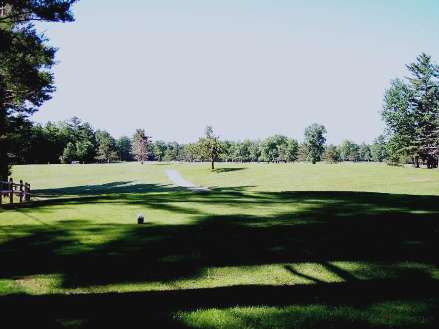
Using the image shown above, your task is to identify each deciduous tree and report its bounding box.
[324,145,340,163]
[303,124,327,164]
[153,140,167,162]
[339,140,360,162]
[197,126,224,170]
[359,143,372,162]
[61,142,76,164]
[96,130,118,163]
[132,129,151,164]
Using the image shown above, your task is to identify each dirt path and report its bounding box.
[165,169,209,192]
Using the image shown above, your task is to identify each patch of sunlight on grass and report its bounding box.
[9,261,438,296]
[13,275,62,295]
[14,263,353,295]
[0,279,25,295]
[175,300,438,329]
[55,318,89,329]
[286,263,346,283]
[410,210,436,215]
[178,162,439,195]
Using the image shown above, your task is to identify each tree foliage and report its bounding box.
[7,117,389,166]
[382,53,439,168]
[0,0,77,179]
[96,130,118,163]
[324,145,341,163]
[153,140,167,162]
[259,135,298,163]
[339,140,360,162]
[370,135,387,162]
[196,126,224,169]
[116,136,132,162]
[303,124,327,164]
[359,143,372,162]
[61,141,76,164]
[132,129,151,164]
[0,1,76,24]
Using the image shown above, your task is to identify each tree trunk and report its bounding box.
[427,155,436,169]
[0,107,9,181]
[211,159,215,170]
[0,146,8,181]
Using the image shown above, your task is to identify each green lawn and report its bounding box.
[0,162,438,328]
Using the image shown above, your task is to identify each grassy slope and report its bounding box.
[0,162,438,328]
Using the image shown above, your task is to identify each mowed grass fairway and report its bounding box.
[1,162,439,328]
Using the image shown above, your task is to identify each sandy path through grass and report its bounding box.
[165,169,209,192]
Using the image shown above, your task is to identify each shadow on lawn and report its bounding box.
[2,185,439,284]
[2,278,439,328]
[34,181,183,197]
[212,167,247,173]
[1,183,439,328]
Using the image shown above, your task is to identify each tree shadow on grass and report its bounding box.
[34,181,183,197]
[212,167,247,173]
[1,277,439,328]
[0,189,438,285]
[1,186,439,328]
[20,182,439,220]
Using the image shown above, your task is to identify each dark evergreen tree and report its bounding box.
[0,0,77,179]
[117,136,133,161]
[382,54,439,168]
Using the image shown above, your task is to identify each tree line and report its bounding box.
[9,117,388,168]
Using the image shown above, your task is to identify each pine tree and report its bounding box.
[382,54,439,168]
[0,1,77,179]
[407,54,439,168]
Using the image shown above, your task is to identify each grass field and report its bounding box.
[1,162,438,328]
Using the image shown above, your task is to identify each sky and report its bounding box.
[34,0,439,144]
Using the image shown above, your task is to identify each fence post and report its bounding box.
[19,180,24,203]
[26,183,31,202]
[23,182,27,202]
[9,178,13,204]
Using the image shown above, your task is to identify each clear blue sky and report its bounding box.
[34,0,439,144]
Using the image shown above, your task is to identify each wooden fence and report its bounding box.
[0,178,31,205]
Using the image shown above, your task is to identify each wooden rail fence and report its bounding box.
[0,178,31,205]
